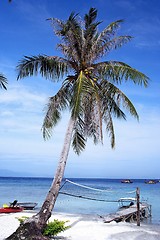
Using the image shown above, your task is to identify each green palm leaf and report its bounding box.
[100,80,139,119]
[70,71,93,118]
[72,130,86,155]
[42,85,69,139]
[104,112,115,148]
[0,73,7,90]
[95,61,149,86]
[72,117,86,155]
[17,55,69,80]
[17,7,149,151]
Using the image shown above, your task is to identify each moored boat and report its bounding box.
[17,202,37,210]
[145,180,158,184]
[118,197,136,209]
[121,179,133,183]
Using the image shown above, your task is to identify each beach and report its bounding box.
[0,178,160,239]
[0,212,160,240]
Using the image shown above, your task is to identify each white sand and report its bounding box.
[0,212,160,240]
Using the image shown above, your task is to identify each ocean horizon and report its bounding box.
[0,177,159,225]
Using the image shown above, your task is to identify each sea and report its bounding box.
[0,177,160,225]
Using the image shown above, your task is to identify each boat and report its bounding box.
[145,180,158,184]
[0,206,23,213]
[104,197,151,223]
[118,197,136,209]
[17,202,37,210]
[8,200,37,210]
[121,179,133,183]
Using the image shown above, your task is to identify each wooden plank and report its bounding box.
[136,187,140,226]
[103,204,148,223]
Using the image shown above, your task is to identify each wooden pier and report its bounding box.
[103,202,151,223]
[60,182,152,226]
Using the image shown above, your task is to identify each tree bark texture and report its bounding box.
[6,117,76,240]
[6,221,49,240]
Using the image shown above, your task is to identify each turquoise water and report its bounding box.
[0,177,159,224]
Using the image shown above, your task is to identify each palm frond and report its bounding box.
[104,112,115,148]
[103,93,127,120]
[51,12,80,37]
[47,17,64,36]
[100,80,139,120]
[95,61,149,86]
[84,8,98,28]
[49,13,83,63]
[105,36,132,50]
[65,17,82,61]
[42,85,69,139]
[72,123,86,155]
[97,20,124,42]
[94,36,132,59]
[82,95,102,144]
[0,74,8,90]
[84,8,101,38]
[70,71,91,118]
[91,20,125,59]
[82,8,101,63]
[88,78,103,142]
[116,88,139,120]
[17,55,69,80]
[71,116,87,155]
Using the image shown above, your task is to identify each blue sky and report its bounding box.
[0,0,160,178]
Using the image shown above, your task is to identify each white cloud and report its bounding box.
[0,83,46,106]
[0,83,46,137]
[0,110,14,117]
[0,76,159,178]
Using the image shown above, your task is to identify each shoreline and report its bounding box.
[0,211,160,240]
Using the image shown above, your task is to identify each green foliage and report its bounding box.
[16,216,29,224]
[43,219,70,237]
[17,7,149,154]
[0,73,8,90]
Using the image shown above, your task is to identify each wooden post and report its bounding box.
[136,187,140,226]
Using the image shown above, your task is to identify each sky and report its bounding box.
[0,0,160,179]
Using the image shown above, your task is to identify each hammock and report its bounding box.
[65,179,113,192]
[59,191,119,202]
[59,179,136,203]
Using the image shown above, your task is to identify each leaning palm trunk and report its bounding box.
[36,116,76,227]
[6,116,76,240]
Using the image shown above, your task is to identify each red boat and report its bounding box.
[0,207,23,213]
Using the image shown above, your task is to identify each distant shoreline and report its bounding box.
[0,176,159,180]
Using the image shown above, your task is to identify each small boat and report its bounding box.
[121,179,133,183]
[145,180,158,184]
[0,206,23,213]
[17,202,37,210]
[118,197,136,209]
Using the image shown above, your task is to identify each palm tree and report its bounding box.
[7,8,149,240]
[0,73,7,90]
